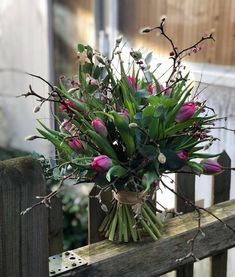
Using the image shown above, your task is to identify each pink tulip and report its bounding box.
[68,138,85,152]
[176,150,189,160]
[201,159,223,175]
[91,155,112,172]
[175,102,197,122]
[127,76,136,88]
[59,99,78,111]
[61,119,73,132]
[148,84,156,95]
[91,118,108,137]
[119,108,129,122]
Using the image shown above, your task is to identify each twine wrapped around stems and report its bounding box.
[113,190,149,205]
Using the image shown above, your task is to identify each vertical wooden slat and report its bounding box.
[118,0,235,66]
[88,185,112,244]
[176,167,195,277]
[48,197,63,256]
[0,157,49,277]
[211,151,231,277]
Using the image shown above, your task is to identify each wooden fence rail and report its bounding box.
[56,199,235,277]
[0,154,234,277]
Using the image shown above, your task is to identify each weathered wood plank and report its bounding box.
[56,199,235,277]
[0,157,49,277]
[49,197,64,256]
[176,168,195,277]
[212,151,231,277]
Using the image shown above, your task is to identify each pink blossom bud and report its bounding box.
[68,138,85,152]
[61,119,73,132]
[201,159,223,175]
[91,118,108,137]
[148,83,156,95]
[118,108,129,122]
[91,155,112,173]
[127,76,136,88]
[175,102,197,122]
[176,150,189,160]
[160,84,172,96]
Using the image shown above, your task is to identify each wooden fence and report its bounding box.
[0,153,234,277]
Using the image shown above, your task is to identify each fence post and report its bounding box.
[211,151,231,277]
[0,156,49,277]
[176,167,195,277]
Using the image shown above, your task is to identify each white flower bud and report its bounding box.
[158,153,166,164]
[128,123,138,128]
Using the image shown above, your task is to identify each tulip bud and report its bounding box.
[119,108,129,122]
[175,102,197,122]
[148,83,156,95]
[176,150,189,160]
[127,76,136,88]
[60,119,73,132]
[91,118,108,137]
[68,138,85,152]
[91,155,112,173]
[201,159,223,175]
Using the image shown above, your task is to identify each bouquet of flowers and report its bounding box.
[24,19,229,243]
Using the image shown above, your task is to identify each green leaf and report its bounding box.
[77,44,85,52]
[190,152,222,159]
[82,63,93,74]
[87,130,118,161]
[139,145,156,160]
[93,66,101,79]
[143,106,155,118]
[187,161,203,175]
[106,165,127,182]
[111,112,136,157]
[142,170,158,191]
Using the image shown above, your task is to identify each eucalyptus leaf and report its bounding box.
[106,165,127,182]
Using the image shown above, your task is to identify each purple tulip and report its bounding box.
[68,138,85,152]
[175,102,197,122]
[91,155,112,173]
[91,118,108,137]
[176,150,189,160]
[201,159,223,175]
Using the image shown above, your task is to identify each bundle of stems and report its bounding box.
[99,200,163,242]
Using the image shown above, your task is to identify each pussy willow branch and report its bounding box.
[21,169,80,215]
[160,178,235,262]
[142,18,215,85]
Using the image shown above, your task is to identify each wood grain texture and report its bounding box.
[0,157,49,277]
[176,169,195,277]
[211,151,231,277]
[56,199,235,277]
[118,0,235,66]
[49,197,63,256]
